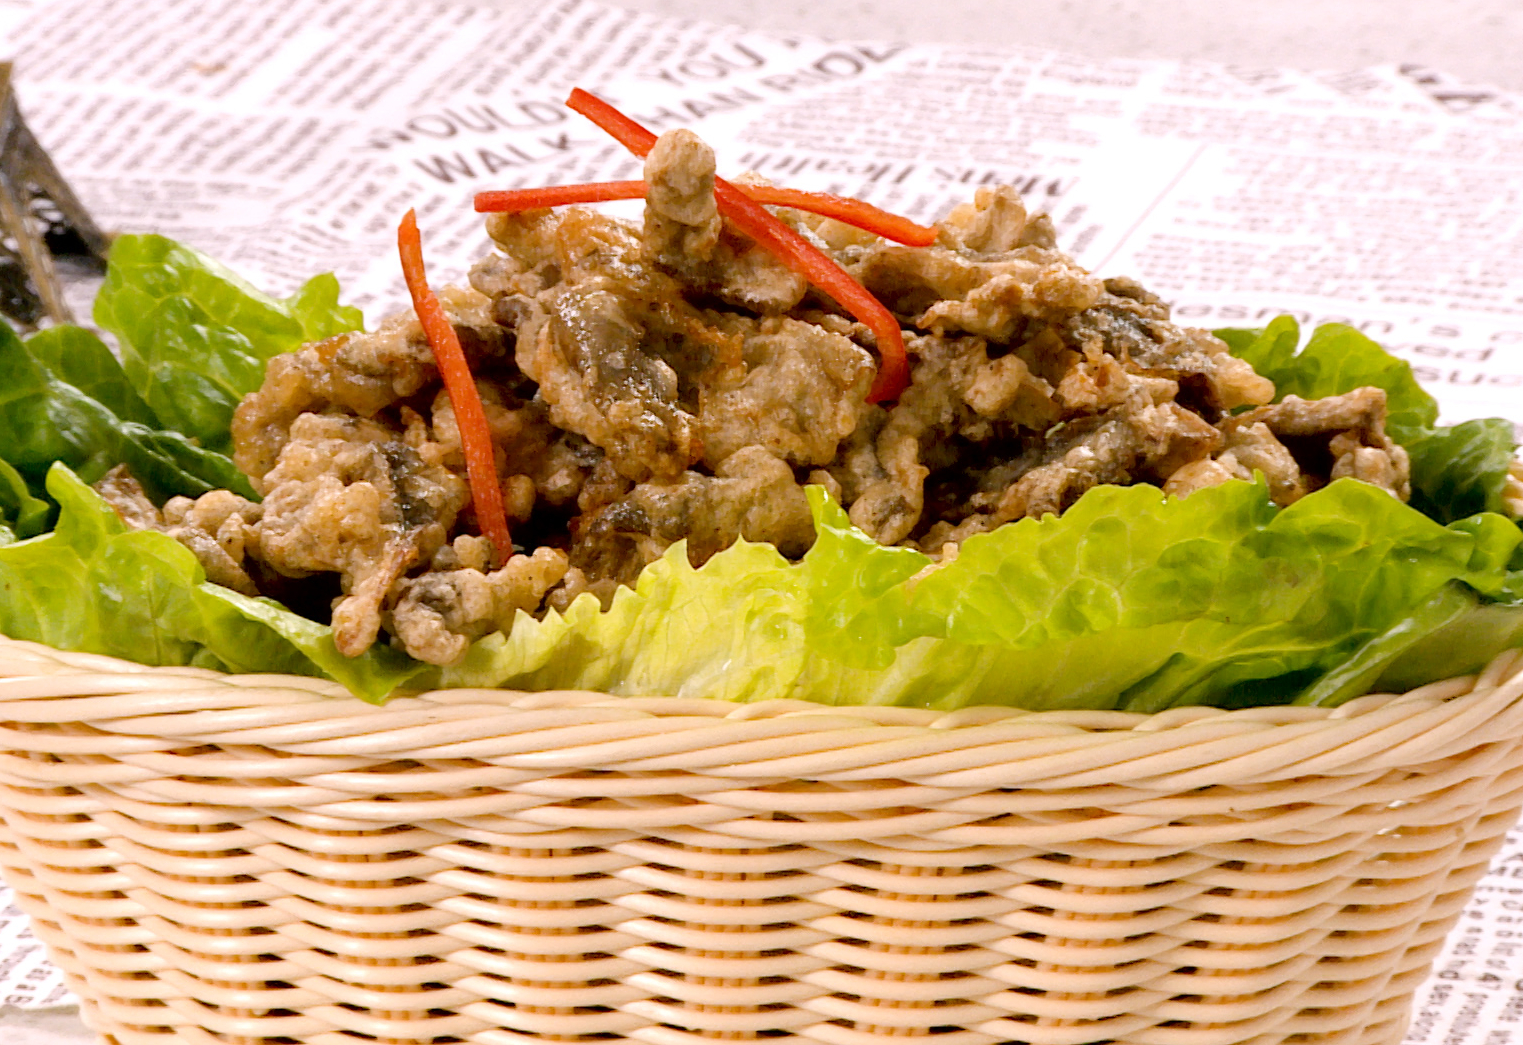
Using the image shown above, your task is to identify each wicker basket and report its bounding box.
[0,636,1521,1045]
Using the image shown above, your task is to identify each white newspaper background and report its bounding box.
[2,0,1522,1035]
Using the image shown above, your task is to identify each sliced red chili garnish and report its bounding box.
[564,88,911,402]
[474,180,937,248]
[756,187,936,248]
[397,209,513,564]
[475,181,647,211]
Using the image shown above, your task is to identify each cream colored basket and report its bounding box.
[1,637,1522,1045]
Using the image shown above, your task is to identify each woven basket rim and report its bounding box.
[3,635,1523,792]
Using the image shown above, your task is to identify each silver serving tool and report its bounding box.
[0,61,110,329]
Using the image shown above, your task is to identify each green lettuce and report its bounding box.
[1377,601,1523,691]
[0,321,257,507]
[431,478,1522,711]
[93,234,363,454]
[0,458,49,540]
[0,465,426,699]
[19,455,1510,711]
[25,324,162,428]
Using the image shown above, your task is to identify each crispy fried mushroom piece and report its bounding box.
[390,545,570,665]
[571,445,815,596]
[697,315,874,468]
[94,466,262,596]
[1505,459,1523,518]
[1228,388,1410,500]
[643,130,808,314]
[93,466,165,532]
[232,288,509,489]
[1163,388,1410,503]
[1163,422,1308,506]
[254,413,467,655]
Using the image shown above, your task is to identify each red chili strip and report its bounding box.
[397,209,513,564]
[564,88,911,402]
[758,187,936,248]
[475,181,647,211]
[474,180,937,248]
[710,185,911,401]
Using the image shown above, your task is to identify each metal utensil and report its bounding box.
[0,61,109,329]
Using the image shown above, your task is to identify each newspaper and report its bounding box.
[0,885,71,1011]
[2,0,1522,1037]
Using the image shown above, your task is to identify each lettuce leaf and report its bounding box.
[0,321,257,506]
[16,455,1507,711]
[0,458,49,539]
[24,325,161,428]
[1377,600,1523,692]
[93,235,363,454]
[436,538,811,701]
[0,465,426,699]
[1405,419,1520,524]
[1218,319,1519,523]
[433,478,1523,711]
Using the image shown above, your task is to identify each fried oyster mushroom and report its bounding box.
[96,130,1412,667]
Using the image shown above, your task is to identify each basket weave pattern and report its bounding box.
[1,638,1522,1045]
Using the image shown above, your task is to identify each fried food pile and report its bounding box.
[96,129,1410,667]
